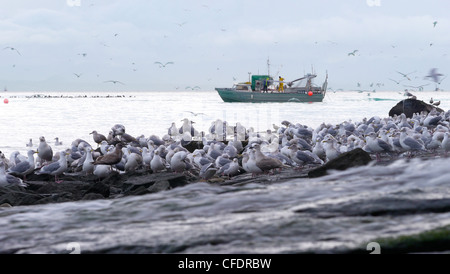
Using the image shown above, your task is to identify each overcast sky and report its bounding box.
[0,0,449,92]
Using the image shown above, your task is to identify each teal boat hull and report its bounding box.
[215,88,325,103]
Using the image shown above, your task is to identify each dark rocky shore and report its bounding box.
[0,146,442,208]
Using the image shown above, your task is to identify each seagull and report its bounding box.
[82,147,95,175]
[37,136,53,163]
[348,50,358,56]
[154,61,174,68]
[433,21,438,28]
[252,144,284,174]
[389,78,404,85]
[92,143,124,169]
[185,86,201,90]
[404,90,416,98]
[399,128,425,155]
[364,132,393,161]
[35,151,69,183]
[26,138,33,147]
[199,163,217,181]
[184,111,205,116]
[433,101,441,107]
[54,137,63,146]
[217,158,240,178]
[176,22,187,27]
[90,130,107,147]
[425,68,444,83]
[430,97,434,104]
[104,80,125,85]
[3,47,21,55]
[7,150,36,181]
[1,162,27,188]
[73,73,82,78]
[404,84,429,91]
[150,150,166,173]
[396,71,416,81]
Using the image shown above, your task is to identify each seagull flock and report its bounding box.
[2,107,450,188]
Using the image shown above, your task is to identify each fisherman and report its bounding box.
[263,77,269,93]
[278,76,284,92]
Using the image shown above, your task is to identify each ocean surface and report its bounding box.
[1,89,450,254]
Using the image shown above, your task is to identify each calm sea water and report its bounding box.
[1,89,450,254]
[1,89,445,156]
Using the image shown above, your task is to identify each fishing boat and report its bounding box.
[215,72,328,103]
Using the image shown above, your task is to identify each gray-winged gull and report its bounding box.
[217,158,240,178]
[322,135,341,162]
[399,127,425,155]
[364,132,393,161]
[36,151,68,183]
[441,132,450,156]
[124,151,143,172]
[93,165,111,179]
[200,162,218,181]
[7,150,36,181]
[150,150,166,173]
[82,147,95,175]
[0,162,27,187]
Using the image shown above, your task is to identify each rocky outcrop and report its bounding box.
[0,170,196,207]
[389,98,444,118]
[308,148,372,178]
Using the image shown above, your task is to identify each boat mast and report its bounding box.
[267,57,270,76]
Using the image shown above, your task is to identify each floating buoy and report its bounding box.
[308,91,313,96]
[3,98,8,104]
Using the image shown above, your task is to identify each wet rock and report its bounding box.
[147,180,171,193]
[122,172,189,195]
[83,182,110,198]
[308,148,372,178]
[389,99,444,118]
[82,193,106,201]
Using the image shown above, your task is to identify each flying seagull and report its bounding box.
[186,86,201,90]
[403,84,429,91]
[425,68,444,83]
[154,61,174,68]
[389,78,404,85]
[73,73,82,78]
[104,80,125,85]
[438,75,447,85]
[3,47,21,55]
[348,50,358,56]
[396,71,416,81]
[185,111,205,116]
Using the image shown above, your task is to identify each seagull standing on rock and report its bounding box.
[35,151,69,183]
[37,136,53,165]
[7,150,36,181]
[0,162,27,187]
